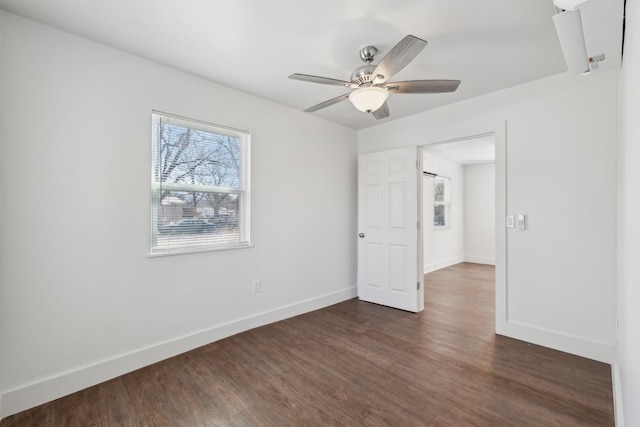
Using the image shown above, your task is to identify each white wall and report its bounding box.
[464,163,495,265]
[0,12,357,418]
[616,1,640,425]
[359,71,617,363]
[422,153,464,272]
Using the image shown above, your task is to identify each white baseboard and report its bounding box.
[464,255,495,265]
[612,358,625,427]
[424,255,465,274]
[0,286,357,420]
[499,320,613,364]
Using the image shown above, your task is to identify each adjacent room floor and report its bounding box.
[0,263,614,426]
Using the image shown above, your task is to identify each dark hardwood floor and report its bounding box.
[1,263,614,426]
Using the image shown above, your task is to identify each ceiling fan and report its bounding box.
[289,35,461,120]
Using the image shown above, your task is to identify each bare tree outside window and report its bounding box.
[151,112,250,254]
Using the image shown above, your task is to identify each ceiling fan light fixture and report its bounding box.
[348,86,389,113]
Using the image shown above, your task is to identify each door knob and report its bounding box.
[359,233,365,238]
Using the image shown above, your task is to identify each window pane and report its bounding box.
[156,123,241,188]
[434,204,447,227]
[434,179,446,202]
[153,190,243,251]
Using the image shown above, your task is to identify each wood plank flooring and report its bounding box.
[1,263,614,426]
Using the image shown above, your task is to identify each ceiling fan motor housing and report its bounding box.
[351,64,376,86]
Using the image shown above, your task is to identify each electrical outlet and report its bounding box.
[252,280,262,294]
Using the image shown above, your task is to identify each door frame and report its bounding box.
[419,121,506,334]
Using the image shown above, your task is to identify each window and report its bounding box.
[151,111,250,255]
[433,176,450,229]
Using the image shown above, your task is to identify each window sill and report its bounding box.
[148,242,254,257]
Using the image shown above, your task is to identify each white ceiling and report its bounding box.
[423,135,495,166]
[0,0,567,130]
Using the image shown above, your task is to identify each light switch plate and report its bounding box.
[506,216,515,228]
[517,214,527,230]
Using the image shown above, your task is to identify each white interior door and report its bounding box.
[357,147,423,313]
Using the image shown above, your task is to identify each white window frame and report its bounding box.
[150,111,251,255]
[433,176,450,230]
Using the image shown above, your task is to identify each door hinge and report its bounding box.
[417,220,420,229]
[417,281,420,290]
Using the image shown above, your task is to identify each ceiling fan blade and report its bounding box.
[289,73,357,88]
[372,101,390,120]
[372,35,428,84]
[385,80,461,94]
[304,93,351,112]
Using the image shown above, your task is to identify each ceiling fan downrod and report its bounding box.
[351,46,379,86]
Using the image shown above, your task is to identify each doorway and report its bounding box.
[421,134,496,274]
[418,128,506,334]
[356,122,506,331]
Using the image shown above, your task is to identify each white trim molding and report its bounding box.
[0,287,357,420]
[499,320,614,363]
[424,255,465,274]
[464,256,496,265]
[612,358,625,427]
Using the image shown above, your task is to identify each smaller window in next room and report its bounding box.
[151,111,251,255]
[433,176,450,229]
